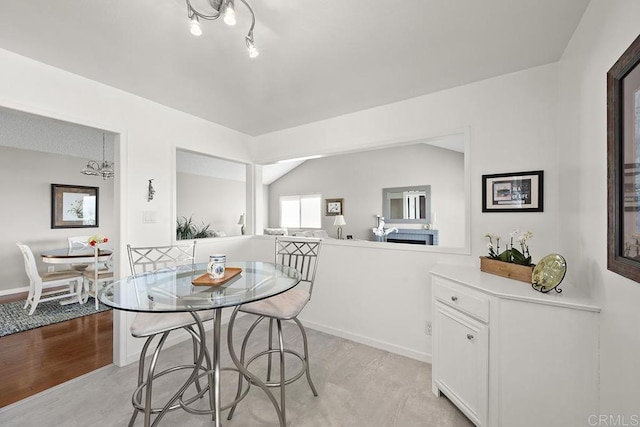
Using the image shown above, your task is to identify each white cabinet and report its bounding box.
[434,302,488,426]
[431,265,600,427]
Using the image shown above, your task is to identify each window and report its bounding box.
[280,194,321,228]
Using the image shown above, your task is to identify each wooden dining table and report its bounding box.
[40,247,113,266]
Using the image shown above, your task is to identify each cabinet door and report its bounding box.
[434,303,488,426]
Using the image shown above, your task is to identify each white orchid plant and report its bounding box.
[372,217,398,237]
[372,226,399,237]
[484,230,533,266]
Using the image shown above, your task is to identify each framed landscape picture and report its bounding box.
[51,184,99,228]
[482,171,544,212]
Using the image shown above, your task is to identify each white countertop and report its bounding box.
[430,264,601,313]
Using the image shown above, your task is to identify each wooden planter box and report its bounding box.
[479,256,534,283]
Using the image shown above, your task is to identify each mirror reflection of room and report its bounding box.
[176,149,247,239]
[263,135,465,247]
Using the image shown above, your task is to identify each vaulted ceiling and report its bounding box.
[0,0,590,136]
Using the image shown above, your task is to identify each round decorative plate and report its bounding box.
[531,253,567,293]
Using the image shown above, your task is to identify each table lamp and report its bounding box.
[333,215,346,239]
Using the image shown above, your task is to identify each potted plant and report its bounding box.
[481,230,534,283]
[176,216,214,240]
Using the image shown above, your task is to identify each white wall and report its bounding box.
[0,47,252,365]
[267,143,465,246]
[177,172,245,237]
[0,145,115,293]
[557,0,640,418]
[252,63,560,361]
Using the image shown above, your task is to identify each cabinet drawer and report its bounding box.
[433,278,490,322]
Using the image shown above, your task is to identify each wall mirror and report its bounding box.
[382,185,431,223]
[176,148,246,239]
[607,34,640,282]
[261,132,469,250]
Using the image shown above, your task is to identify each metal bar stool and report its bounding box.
[227,237,322,425]
[125,241,214,427]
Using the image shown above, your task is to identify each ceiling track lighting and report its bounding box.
[185,0,258,58]
[81,133,114,180]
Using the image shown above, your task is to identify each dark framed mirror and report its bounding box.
[607,34,640,282]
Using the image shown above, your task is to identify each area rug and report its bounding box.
[0,298,111,337]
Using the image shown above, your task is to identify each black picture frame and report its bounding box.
[607,34,640,283]
[51,184,99,229]
[481,170,544,213]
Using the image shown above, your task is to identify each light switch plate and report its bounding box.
[142,211,157,224]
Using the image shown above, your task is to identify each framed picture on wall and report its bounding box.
[481,170,544,212]
[325,198,343,216]
[51,184,99,228]
[607,34,640,283]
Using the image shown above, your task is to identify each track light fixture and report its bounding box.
[185,0,258,58]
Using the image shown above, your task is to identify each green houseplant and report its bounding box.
[176,216,214,240]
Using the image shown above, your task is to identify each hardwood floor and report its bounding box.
[0,293,113,408]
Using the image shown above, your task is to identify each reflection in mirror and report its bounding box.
[383,185,431,223]
[262,134,466,248]
[176,149,246,239]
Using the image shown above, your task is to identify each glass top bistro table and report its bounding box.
[99,261,300,427]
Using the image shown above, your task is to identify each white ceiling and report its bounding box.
[0,108,115,160]
[176,149,307,184]
[0,0,589,136]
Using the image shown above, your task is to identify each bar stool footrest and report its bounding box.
[245,348,308,387]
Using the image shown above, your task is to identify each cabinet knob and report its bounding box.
[467,334,474,340]
[451,296,458,302]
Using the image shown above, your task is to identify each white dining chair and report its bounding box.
[67,235,91,250]
[67,235,92,271]
[227,237,322,426]
[125,241,215,426]
[16,243,83,315]
[83,246,114,310]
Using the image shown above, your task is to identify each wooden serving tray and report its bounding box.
[192,267,242,286]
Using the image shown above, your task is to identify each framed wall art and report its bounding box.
[482,170,544,213]
[51,184,99,229]
[607,34,640,282]
[325,198,343,216]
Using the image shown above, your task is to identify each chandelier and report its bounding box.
[186,0,259,58]
[81,133,114,179]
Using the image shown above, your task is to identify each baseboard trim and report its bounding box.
[300,318,432,364]
[0,286,29,297]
